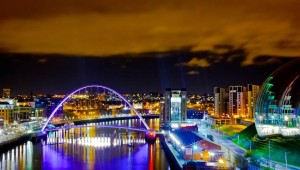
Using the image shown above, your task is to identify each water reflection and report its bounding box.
[0,118,170,170]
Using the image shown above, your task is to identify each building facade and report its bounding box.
[213,87,227,117]
[0,101,16,123]
[162,88,187,124]
[14,101,33,121]
[229,86,246,118]
[246,84,260,119]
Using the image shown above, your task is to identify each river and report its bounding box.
[0,118,171,170]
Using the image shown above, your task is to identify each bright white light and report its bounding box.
[169,133,181,145]
[171,123,179,128]
[284,116,289,121]
[218,158,225,164]
[26,130,33,134]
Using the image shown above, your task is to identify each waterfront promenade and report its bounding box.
[198,124,300,170]
[0,133,23,144]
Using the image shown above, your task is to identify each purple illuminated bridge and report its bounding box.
[41,85,156,143]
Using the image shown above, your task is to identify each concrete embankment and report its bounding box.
[158,135,183,170]
[0,134,32,153]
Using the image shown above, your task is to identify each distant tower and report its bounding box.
[229,86,246,119]
[2,89,11,98]
[162,88,187,124]
[214,87,227,117]
[247,84,260,119]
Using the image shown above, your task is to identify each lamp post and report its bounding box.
[191,147,194,161]
[284,116,289,127]
[285,151,288,170]
[192,145,198,161]
[218,158,225,167]
[268,140,271,168]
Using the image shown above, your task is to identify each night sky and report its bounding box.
[0,0,299,95]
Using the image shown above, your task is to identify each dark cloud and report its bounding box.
[274,39,300,50]
[0,52,295,95]
[251,56,285,66]
[180,58,210,68]
[0,0,300,65]
[37,58,48,63]
[177,49,247,68]
[186,70,199,75]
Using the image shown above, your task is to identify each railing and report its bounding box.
[45,124,148,132]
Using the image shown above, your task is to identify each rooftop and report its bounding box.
[172,129,203,146]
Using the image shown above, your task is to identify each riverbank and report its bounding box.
[159,135,183,170]
[0,133,31,153]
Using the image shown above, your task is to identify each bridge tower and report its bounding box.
[145,130,156,143]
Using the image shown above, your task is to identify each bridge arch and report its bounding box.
[41,85,150,131]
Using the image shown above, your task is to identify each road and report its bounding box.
[197,124,246,157]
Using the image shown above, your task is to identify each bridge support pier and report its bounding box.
[145,130,156,143]
[31,131,47,143]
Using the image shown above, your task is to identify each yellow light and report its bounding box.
[218,158,224,164]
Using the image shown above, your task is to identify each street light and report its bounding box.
[218,158,226,168]
[209,151,215,161]
[192,145,198,161]
[218,158,224,164]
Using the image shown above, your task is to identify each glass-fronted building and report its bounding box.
[162,88,187,124]
[255,59,300,138]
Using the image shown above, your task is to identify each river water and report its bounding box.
[0,118,170,170]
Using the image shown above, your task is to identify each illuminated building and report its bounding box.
[162,88,187,123]
[210,85,259,125]
[229,86,246,119]
[14,101,33,121]
[33,97,48,118]
[48,95,65,118]
[169,130,222,161]
[214,87,227,117]
[0,101,16,123]
[255,59,300,138]
[246,84,259,119]
[2,88,10,98]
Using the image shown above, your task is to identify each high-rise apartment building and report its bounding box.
[246,84,260,119]
[229,86,246,118]
[2,89,11,98]
[162,88,187,124]
[214,87,227,117]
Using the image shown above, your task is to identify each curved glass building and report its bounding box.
[255,59,300,138]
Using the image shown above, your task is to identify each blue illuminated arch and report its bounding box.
[41,85,150,131]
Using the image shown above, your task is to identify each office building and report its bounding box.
[162,88,187,124]
[0,100,16,123]
[229,86,246,118]
[246,84,260,119]
[214,87,227,117]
